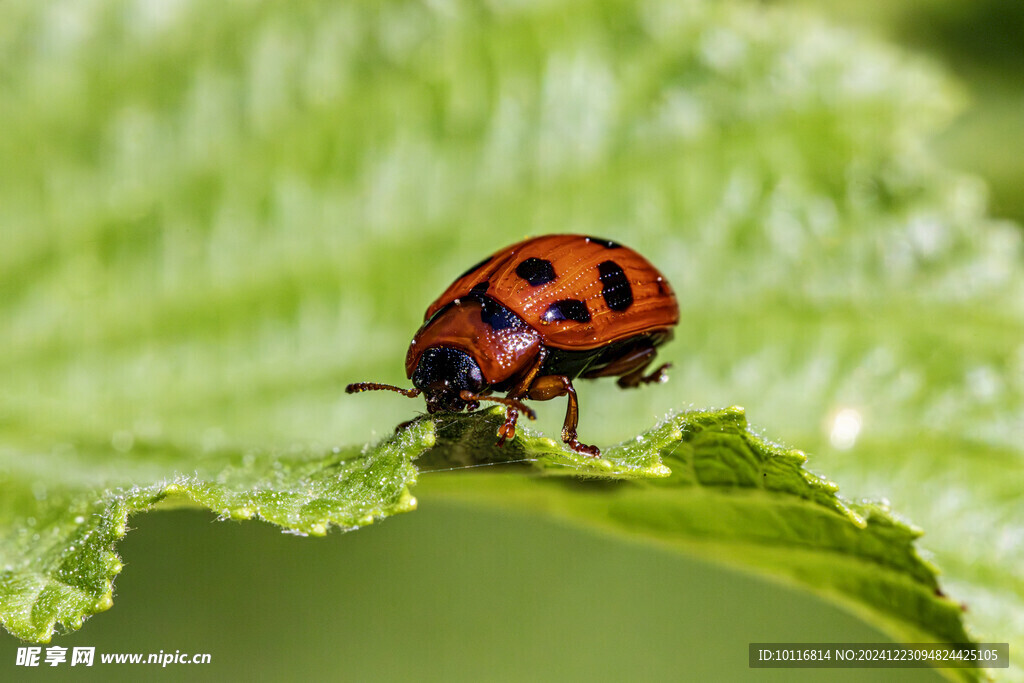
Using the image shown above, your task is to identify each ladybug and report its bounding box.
[347,234,679,457]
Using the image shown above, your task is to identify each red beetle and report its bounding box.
[347,234,679,456]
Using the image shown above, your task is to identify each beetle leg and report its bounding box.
[580,344,671,389]
[506,346,547,397]
[491,347,547,448]
[618,361,672,388]
[527,375,600,457]
[460,391,536,420]
[496,406,519,446]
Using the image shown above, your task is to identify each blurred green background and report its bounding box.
[2,0,1022,680]
[783,0,1024,224]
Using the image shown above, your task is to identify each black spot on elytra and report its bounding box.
[458,256,491,280]
[470,281,489,294]
[586,236,622,249]
[472,293,520,331]
[655,278,669,297]
[542,299,591,323]
[598,260,633,311]
[515,257,556,286]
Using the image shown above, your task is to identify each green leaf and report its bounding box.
[1,407,970,657]
[420,408,971,649]
[0,421,431,642]
[0,0,1019,679]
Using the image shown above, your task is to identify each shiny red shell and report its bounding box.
[422,234,679,351]
[386,233,679,456]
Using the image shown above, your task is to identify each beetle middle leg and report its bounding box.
[527,375,600,457]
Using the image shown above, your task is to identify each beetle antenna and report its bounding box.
[459,391,536,420]
[346,382,421,398]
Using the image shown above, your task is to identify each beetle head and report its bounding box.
[411,346,485,413]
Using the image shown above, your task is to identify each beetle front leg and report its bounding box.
[496,405,519,446]
[527,375,600,457]
[493,347,545,448]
